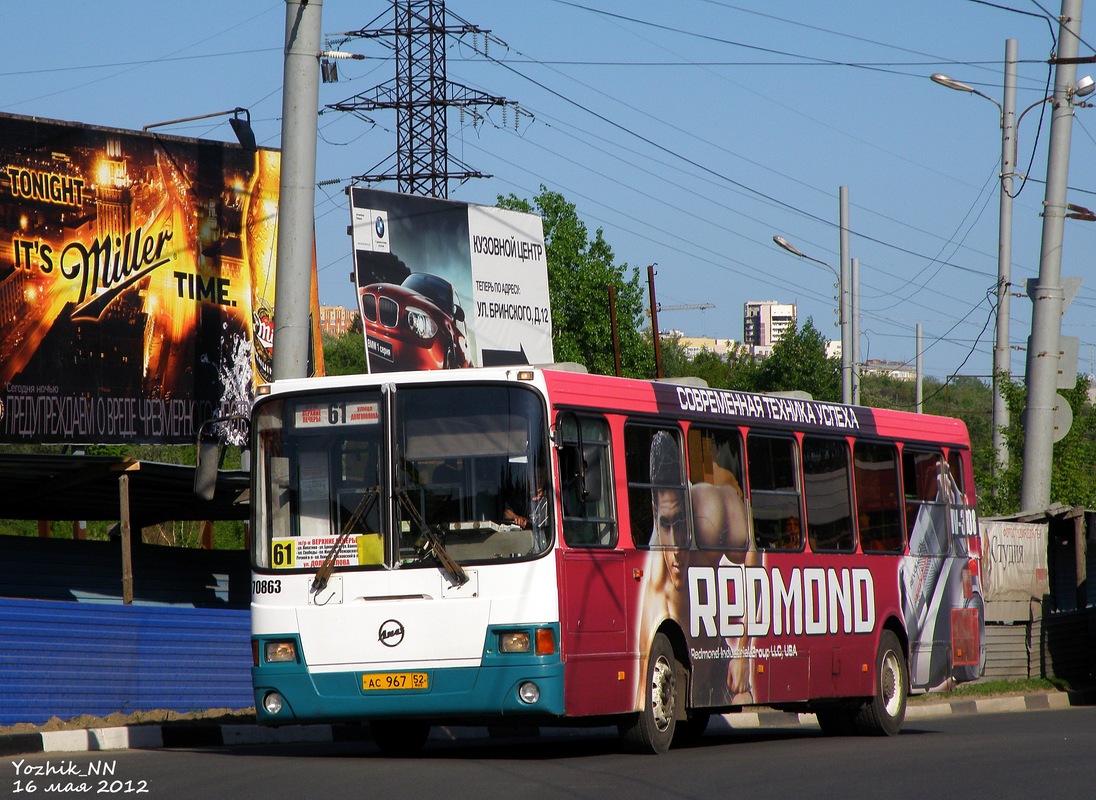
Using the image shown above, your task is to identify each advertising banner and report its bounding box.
[0,113,321,445]
[348,188,552,372]
[979,519,1049,602]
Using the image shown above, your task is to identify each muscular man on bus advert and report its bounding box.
[637,430,758,707]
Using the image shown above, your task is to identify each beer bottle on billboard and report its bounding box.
[244,148,279,384]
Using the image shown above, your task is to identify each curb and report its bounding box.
[0,692,1083,757]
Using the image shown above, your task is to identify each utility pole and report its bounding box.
[916,323,923,413]
[1021,0,1084,510]
[648,264,663,379]
[839,187,852,405]
[273,0,323,381]
[994,39,1018,482]
[852,257,860,405]
[330,0,523,198]
[608,285,622,377]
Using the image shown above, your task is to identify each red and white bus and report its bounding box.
[247,365,984,754]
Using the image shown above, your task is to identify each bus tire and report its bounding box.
[855,629,907,736]
[370,719,430,756]
[620,632,678,754]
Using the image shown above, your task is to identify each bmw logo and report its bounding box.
[374,215,386,238]
[378,619,405,647]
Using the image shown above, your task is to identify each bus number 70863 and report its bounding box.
[234,365,983,755]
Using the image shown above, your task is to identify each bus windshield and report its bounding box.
[251,383,552,573]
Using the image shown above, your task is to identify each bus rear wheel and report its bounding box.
[620,632,678,754]
[855,629,908,736]
[370,719,430,756]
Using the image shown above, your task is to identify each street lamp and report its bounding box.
[772,235,853,403]
[931,42,1019,485]
[143,107,257,150]
[932,40,1094,497]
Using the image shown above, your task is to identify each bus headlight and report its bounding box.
[499,631,531,653]
[518,682,540,704]
[263,691,285,715]
[265,640,298,663]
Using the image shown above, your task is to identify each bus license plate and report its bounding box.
[362,672,429,691]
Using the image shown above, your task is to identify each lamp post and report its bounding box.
[931,39,1018,485]
[1021,0,1090,511]
[143,107,257,150]
[933,19,1095,509]
[273,0,324,381]
[773,235,852,403]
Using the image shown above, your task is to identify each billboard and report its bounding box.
[979,519,1049,603]
[348,188,552,372]
[0,113,321,445]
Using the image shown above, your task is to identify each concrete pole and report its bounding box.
[916,323,923,413]
[839,186,851,404]
[1020,0,1083,510]
[852,257,861,405]
[993,39,1018,485]
[273,0,323,381]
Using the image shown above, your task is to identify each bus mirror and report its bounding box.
[193,414,250,501]
[194,437,221,501]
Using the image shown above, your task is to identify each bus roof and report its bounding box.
[261,366,970,448]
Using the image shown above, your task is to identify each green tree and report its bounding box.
[751,319,840,400]
[497,188,653,377]
[322,331,366,376]
[980,374,1096,515]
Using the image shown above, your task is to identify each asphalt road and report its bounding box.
[6,705,1095,800]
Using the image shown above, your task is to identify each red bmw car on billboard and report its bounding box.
[359,272,473,372]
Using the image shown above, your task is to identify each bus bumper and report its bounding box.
[253,635,566,725]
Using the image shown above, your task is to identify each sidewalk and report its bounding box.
[0,690,1085,757]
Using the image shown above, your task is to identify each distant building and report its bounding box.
[862,359,916,381]
[319,305,357,338]
[663,330,739,359]
[743,301,796,347]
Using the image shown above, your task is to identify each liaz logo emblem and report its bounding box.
[378,619,405,647]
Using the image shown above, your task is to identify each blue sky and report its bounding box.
[4,0,1096,381]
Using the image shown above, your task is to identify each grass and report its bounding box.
[910,678,1067,703]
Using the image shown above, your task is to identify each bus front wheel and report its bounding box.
[620,632,678,754]
[855,629,908,736]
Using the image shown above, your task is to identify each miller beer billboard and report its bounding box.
[0,112,321,445]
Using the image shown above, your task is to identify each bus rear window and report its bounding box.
[854,441,904,553]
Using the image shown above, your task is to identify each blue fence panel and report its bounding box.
[0,598,252,726]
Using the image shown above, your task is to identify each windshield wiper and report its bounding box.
[395,488,469,587]
[311,487,379,595]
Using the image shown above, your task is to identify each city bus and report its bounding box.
[244,365,984,755]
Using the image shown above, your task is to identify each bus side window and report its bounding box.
[686,426,749,551]
[903,448,949,555]
[854,441,904,553]
[946,450,967,502]
[802,436,855,553]
[625,424,688,550]
[559,415,616,547]
[746,434,802,551]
